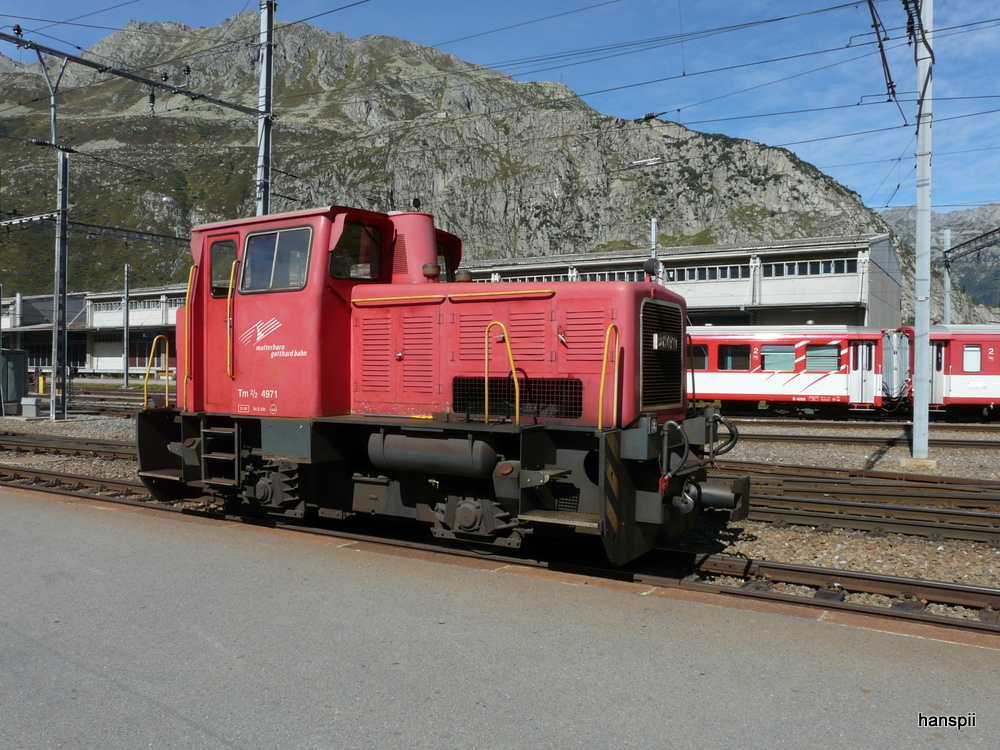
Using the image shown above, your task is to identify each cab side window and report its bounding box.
[242,227,311,292]
[330,222,382,280]
[210,239,237,298]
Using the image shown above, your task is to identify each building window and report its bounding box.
[718,344,751,371]
[761,344,795,371]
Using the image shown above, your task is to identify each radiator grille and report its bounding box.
[640,300,684,410]
[453,377,583,419]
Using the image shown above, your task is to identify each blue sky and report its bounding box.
[3,0,999,213]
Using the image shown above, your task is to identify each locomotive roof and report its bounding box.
[191,205,392,233]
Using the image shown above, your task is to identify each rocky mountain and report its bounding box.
[882,205,1000,315]
[0,12,919,303]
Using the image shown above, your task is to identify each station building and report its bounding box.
[1,285,184,377]
[0,233,902,378]
[461,233,903,329]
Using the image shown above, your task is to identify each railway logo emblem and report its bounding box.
[240,317,282,346]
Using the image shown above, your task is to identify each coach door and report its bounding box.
[202,233,240,411]
[848,340,875,406]
[930,341,946,405]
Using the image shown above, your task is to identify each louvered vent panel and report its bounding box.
[458,312,495,361]
[392,234,409,275]
[508,310,547,361]
[403,315,436,392]
[361,317,392,392]
[564,310,606,361]
[640,300,684,409]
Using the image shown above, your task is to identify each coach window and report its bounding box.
[806,344,839,371]
[761,344,795,371]
[241,227,311,292]
[689,344,709,370]
[210,239,237,298]
[718,344,751,371]
[963,345,982,373]
[330,222,383,280]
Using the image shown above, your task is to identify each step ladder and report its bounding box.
[201,424,240,488]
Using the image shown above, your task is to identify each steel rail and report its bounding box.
[0,434,137,459]
[736,431,1000,449]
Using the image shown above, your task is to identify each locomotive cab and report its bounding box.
[138,206,749,565]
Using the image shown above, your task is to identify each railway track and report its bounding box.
[716,460,1000,542]
[1,461,996,640]
[735,429,1000,449]
[1,433,999,544]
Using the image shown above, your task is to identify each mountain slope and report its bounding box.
[2,12,891,295]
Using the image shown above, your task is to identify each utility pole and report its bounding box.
[942,228,951,326]
[35,48,70,421]
[0,30,275,220]
[910,0,933,462]
[256,1,276,216]
[122,264,131,388]
[52,151,69,420]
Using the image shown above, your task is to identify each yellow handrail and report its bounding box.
[484,321,520,426]
[182,264,197,410]
[142,334,171,408]
[226,259,240,379]
[598,324,621,430]
[449,289,555,301]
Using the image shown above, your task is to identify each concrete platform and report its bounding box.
[1,488,996,749]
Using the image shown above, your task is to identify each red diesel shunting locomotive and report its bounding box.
[136,205,748,565]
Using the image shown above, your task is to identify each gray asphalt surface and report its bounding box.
[1,489,996,749]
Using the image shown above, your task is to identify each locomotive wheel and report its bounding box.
[432,495,522,549]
